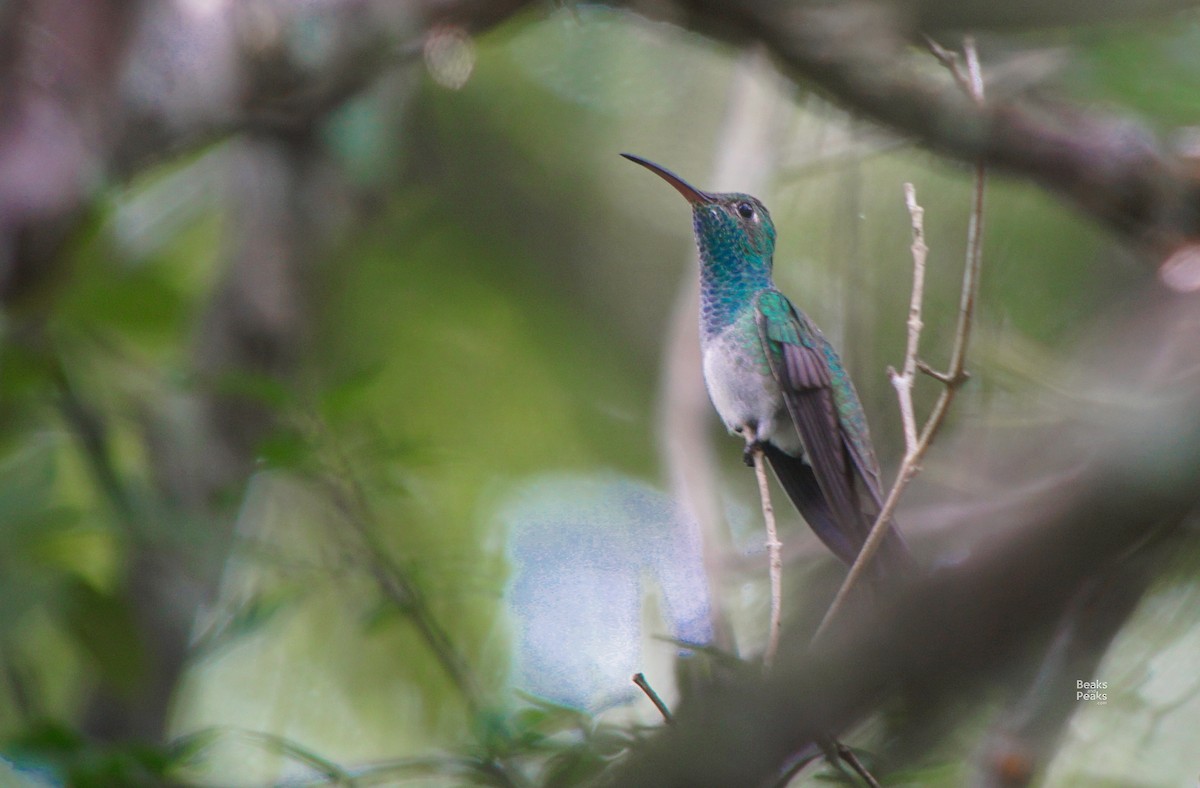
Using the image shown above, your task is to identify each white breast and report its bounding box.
[700,329,804,455]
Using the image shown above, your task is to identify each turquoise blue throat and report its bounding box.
[694,208,773,339]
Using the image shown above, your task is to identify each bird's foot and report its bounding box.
[742,440,764,467]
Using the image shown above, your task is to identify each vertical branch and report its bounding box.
[750,443,783,668]
[889,183,928,457]
[815,37,988,643]
[944,37,987,380]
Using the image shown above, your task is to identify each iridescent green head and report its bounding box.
[621,154,776,282]
[692,191,776,270]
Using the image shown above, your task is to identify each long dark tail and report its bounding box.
[763,445,915,577]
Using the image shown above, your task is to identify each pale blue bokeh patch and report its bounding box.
[503,473,713,712]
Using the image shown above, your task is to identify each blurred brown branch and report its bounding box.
[0,0,538,305]
[8,0,1200,308]
[972,560,1154,787]
[632,0,1200,257]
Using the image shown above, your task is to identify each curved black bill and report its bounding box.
[621,153,714,205]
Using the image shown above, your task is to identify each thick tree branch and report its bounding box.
[972,559,1155,787]
[8,0,1200,305]
[643,0,1200,256]
[112,0,535,175]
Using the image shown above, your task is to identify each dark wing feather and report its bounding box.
[762,444,860,565]
[847,441,918,573]
[845,434,886,510]
[754,292,869,549]
[755,290,918,575]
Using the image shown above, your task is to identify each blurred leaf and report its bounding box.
[0,436,60,528]
[0,341,51,417]
[318,362,385,423]
[28,525,117,592]
[192,591,293,656]
[0,435,86,631]
[255,425,313,470]
[208,369,294,411]
[541,747,609,788]
[884,760,965,786]
[352,753,504,785]
[166,726,223,766]
[61,580,146,696]
[587,723,636,758]
[3,720,177,788]
[507,704,576,748]
[360,598,407,632]
[58,265,187,344]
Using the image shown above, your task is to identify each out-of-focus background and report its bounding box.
[1,1,1199,785]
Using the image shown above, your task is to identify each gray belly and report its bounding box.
[701,332,804,456]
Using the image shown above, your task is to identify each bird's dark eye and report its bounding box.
[736,202,755,220]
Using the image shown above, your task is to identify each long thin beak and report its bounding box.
[621,153,714,205]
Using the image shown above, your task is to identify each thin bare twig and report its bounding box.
[837,742,883,788]
[750,443,783,669]
[633,673,674,724]
[815,37,987,643]
[922,35,972,96]
[888,182,928,455]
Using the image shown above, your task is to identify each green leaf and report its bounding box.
[4,720,179,787]
[61,580,146,695]
[255,426,312,470]
[318,362,384,422]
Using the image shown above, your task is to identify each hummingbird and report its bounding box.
[623,153,913,576]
